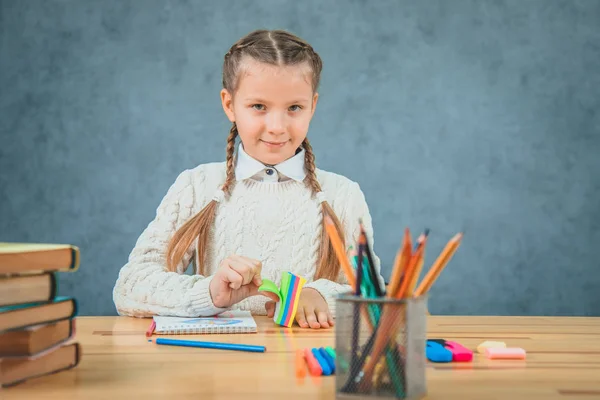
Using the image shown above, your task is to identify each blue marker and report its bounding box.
[155,338,266,353]
[318,347,335,374]
[312,348,332,375]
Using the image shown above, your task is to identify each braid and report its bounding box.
[166,123,238,275]
[302,138,322,195]
[221,123,238,196]
[303,138,346,281]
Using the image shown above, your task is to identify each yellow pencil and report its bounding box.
[414,233,462,296]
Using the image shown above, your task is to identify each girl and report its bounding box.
[112,29,385,329]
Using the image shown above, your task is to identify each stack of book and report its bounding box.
[0,243,81,387]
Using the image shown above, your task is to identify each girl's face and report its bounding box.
[221,59,318,166]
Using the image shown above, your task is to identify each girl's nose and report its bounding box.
[265,112,285,135]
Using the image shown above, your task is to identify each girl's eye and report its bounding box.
[289,105,302,112]
[252,104,265,111]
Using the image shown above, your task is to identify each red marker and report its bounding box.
[304,348,323,376]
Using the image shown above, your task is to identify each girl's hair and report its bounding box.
[166,29,346,281]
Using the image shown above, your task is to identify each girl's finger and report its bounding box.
[228,259,255,285]
[222,265,244,290]
[327,311,335,326]
[265,301,275,318]
[316,311,330,328]
[305,308,320,329]
[230,255,262,286]
[296,307,309,328]
[235,255,263,276]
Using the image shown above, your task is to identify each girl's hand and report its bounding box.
[209,255,263,308]
[265,287,334,329]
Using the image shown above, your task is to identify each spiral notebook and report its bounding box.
[152,310,257,334]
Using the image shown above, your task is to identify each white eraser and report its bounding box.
[477,341,506,354]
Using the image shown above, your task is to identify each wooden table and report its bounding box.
[2,316,600,399]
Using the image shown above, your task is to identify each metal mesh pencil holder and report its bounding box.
[334,294,428,399]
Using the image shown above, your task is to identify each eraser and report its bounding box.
[485,347,526,360]
[444,341,473,362]
[477,341,506,354]
[428,338,447,346]
[426,341,452,363]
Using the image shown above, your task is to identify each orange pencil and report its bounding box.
[387,228,412,296]
[408,235,428,294]
[324,216,356,289]
[414,233,462,296]
[396,243,425,298]
[408,255,425,294]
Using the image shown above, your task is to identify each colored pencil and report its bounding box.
[396,241,425,298]
[360,233,444,378]
[387,228,412,296]
[154,338,266,353]
[336,217,462,397]
[324,216,356,289]
[414,233,463,296]
[359,221,384,296]
[348,241,364,381]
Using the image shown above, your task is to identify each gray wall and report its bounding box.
[1,0,599,316]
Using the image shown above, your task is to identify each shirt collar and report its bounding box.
[235,143,306,182]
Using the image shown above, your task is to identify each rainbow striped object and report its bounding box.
[258,272,306,327]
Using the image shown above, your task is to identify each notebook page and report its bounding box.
[153,310,257,334]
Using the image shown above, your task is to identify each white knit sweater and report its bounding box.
[112,161,384,318]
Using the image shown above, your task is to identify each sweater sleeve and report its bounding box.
[112,168,228,318]
[304,181,385,317]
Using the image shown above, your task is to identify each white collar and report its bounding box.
[234,143,306,182]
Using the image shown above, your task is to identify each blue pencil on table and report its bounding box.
[154,338,266,353]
